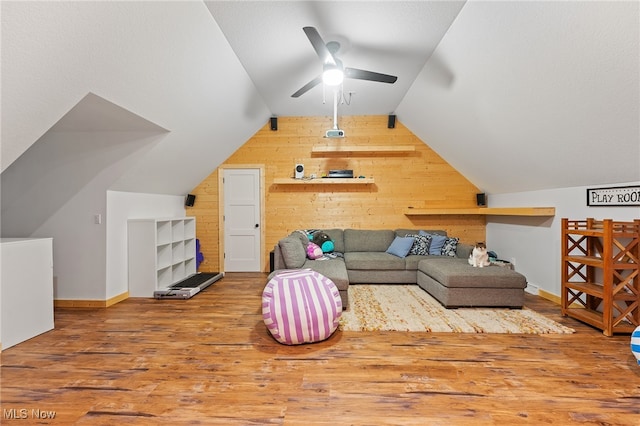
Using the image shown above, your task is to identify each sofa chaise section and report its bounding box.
[417,257,527,308]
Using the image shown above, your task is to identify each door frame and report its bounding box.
[218,164,266,273]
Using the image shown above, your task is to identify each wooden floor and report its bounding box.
[2,273,639,425]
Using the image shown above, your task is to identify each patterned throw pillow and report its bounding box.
[441,237,459,257]
[406,234,431,256]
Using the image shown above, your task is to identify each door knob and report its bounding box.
[255,224,259,228]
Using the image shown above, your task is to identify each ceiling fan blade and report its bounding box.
[303,26,336,66]
[345,67,397,84]
[291,75,322,98]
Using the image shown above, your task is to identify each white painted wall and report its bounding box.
[106,191,186,300]
[397,0,639,194]
[2,1,269,194]
[4,129,166,300]
[486,182,640,298]
[1,1,269,302]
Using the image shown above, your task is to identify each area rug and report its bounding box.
[339,285,575,334]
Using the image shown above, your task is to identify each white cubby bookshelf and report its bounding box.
[128,217,197,297]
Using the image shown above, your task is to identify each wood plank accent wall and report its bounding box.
[189,116,484,273]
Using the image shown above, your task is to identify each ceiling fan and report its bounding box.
[291,26,398,98]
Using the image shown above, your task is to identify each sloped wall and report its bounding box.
[398,0,640,194]
[189,116,483,272]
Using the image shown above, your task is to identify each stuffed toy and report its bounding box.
[306,242,324,260]
[312,231,334,253]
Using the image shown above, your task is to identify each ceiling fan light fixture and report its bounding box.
[322,67,344,86]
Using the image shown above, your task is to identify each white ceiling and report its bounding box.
[205,1,465,117]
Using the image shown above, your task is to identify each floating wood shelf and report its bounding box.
[273,177,375,185]
[311,145,415,154]
[403,207,556,217]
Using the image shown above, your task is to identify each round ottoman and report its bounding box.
[262,269,342,345]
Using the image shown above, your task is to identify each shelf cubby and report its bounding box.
[128,217,198,296]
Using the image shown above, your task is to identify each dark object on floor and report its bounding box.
[154,272,223,299]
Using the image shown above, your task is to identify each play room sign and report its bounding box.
[587,185,640,206]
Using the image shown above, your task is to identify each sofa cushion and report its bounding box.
[302,258,349,291]
[418,258,527,289]
[404,255,429,270]
[386,236,415,258]
[279,236,306,268]
[344,252,406,270]
[344,229,395,252]
[395,229,447,237]
[423,230,447,236]
[288,230,311,247]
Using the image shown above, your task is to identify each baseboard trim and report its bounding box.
[538,289,560,305]
[54,291,129,308]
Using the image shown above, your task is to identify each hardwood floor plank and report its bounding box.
[2,272,639,425]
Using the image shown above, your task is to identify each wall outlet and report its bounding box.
[94,214,102,224]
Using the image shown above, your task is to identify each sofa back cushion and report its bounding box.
[278,236,306,268]
[288,230,310,247]
[395,229,447,237]
[344,229,395,252]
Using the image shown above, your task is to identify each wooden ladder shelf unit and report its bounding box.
[561,218,640,336]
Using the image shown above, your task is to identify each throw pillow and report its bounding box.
[386,236,415,258]
[406,233,431,256]
[306,242,324,260]
[428,234,448,255]
[320,240,335,253]
[441,237,459,257]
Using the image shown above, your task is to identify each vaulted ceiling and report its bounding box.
[205,1,466,117]
[2,1,638,199]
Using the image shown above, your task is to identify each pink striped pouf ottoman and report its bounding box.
[262,269,342,345]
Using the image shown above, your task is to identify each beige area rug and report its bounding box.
[339,285,575,334]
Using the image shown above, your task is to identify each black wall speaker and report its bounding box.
[387,114,396,129]
[476,193,486,207]
[270,117,278,131]
[185,194,196,207]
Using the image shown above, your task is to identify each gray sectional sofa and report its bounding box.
[270,228,527,309]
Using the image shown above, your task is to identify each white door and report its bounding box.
[223,168,261,271]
